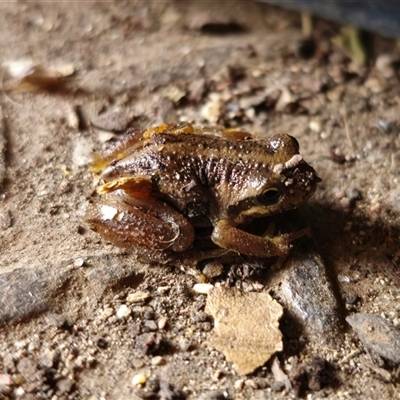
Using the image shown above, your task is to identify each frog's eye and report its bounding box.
[258,188,282,206]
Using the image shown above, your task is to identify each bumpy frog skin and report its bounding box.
[85,124,320,261]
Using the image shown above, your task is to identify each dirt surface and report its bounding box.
[1,1,400,399]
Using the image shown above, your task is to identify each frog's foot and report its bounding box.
[282,226,312,242]
[212,219,312,258]
[212,219,290,258]
[84,192,194,252]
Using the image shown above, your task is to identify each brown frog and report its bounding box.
[85,123,320,268]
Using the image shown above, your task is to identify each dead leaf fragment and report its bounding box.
[205,287,283,375]
[6,62,75,92]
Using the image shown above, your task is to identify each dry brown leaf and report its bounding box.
[275,87,295,112]
[205,287,283,375]
[6,62,75,92]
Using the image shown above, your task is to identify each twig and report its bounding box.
[341,106,355,151]
[0,106,6,189]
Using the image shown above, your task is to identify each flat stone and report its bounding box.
[346,313,400,364]
[0,265,73,324]
[272,245,344,344]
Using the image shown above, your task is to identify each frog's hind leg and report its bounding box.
[84,192,195,253]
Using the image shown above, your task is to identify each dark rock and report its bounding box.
[96,337,108,349]
[136,332,163,355]
[278,248,344,343]
[0,265,74,323]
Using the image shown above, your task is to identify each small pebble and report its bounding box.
[0,210,12,230]
[244,379,258,389]
[116,304,131,319]
[234,379,244,390]
[271,381,286,392]
[340,197,352,209]
[309,120,321,133]
[202,261,224,279]
[14,340,27,349]
[158,317,168,330]
[131,373,147,386]
[66,106,80,129]
[192,312,209,323]
[364,77,385,93]
[96,337,108,349]
[198,391,226,400]
[97,131,115,142]
[58,180,71,194]
[56,377,74,393]
[151,356,165,366]
[143,310,155,320]
[39,349,58,368]
[14,387,25,396]
[0,374,12,386]
[143,320,158,332]
[72,137,92,167]
[375,118,391,134]
[346,188,362,201]
[338,275,351,283]
[126,291,150,303]
[213,369,223,379]
[100,307,114,320]
[74,258,85,267]
[157,286,170,294]
[345,293,359,305]
[320,130,329,139]
[375,53,395,78]
[178,338,191,352]
[0,384,11,396]
[193,283,214,294]
[201,322,212,332]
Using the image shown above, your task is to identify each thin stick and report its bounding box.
[0,106,6,189]
[341,105,355,151]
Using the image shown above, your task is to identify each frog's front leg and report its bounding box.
[85,192,195,252]
[211,219,301,258]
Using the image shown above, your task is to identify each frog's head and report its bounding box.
[226,134,320,224]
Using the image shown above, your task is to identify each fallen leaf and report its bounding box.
[271,357,291,390]
[6,62,75,92]
[205,287,283,375]
[275,87,295,112]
